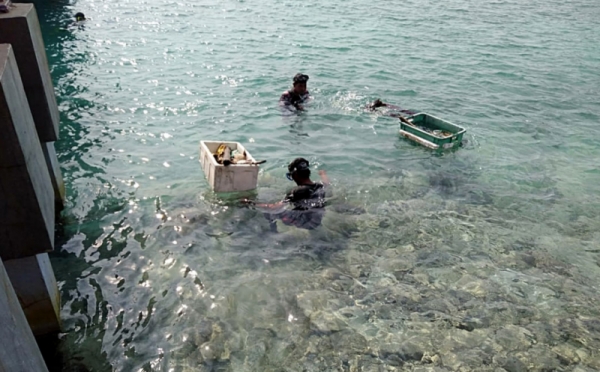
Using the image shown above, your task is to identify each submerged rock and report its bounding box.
[502,356,528,372]
[331,203,366,215]
[191,320,214,346]
[416,251,462,269]
[380,258,414,280]
[296,290,352,318]
[521,345,562,371]
[243,340,268,368]
[321,267,344,280]
[421,298,459,315]
[520,250,573,276]
[379,341,425,366]
[199,340,224,361]
[412,367,451,372]
[310,311,346,333]
[440,349,492,371]
[552,343,585,366]
[494,325,534,351]
[572,367,599,372]
[330,330,368,354]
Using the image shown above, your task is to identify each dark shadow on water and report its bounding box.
[428,170,495,206]
[37,333,109,372]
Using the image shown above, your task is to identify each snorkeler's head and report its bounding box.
[293,73,309,84]
[75,12,86,21]
[371,99,385,109]
[292,73,309,94]
[287,157,311,181]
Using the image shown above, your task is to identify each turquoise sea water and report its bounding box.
[31,0,600,370]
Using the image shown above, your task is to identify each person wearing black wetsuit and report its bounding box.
[243,157,329,232]
[279,73,310,110]
[368,98,417,124]
[277,157,328,230]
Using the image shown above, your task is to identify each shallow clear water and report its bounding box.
[31,0,600,370]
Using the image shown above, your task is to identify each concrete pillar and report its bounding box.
[0,6,65,209]
[1,44,60,337]
[0,4,60,142]
[3,254,61,335]
[0,43,54,260]
[0,259,49,372]
[42,142,66,211]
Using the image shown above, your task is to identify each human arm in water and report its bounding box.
[240,199,286,211]
[318,169,333,198]
[318,170,330,186]
[241,171,329,209]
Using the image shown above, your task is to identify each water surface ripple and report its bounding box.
[32,0,600,370]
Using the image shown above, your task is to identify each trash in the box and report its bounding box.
[0,0,12,13]
[214,143,232,166]
[213,143,266,166]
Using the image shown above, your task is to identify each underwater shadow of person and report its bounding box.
[428,171,494,205]
[251,205,361,264]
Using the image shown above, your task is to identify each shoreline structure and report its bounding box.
[1,4,64,371]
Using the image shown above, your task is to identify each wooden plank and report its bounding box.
[0,4,59,142]
[0,258,49,372]
[0,44,54,260]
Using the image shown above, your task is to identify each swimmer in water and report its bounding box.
[279,73,310,111]
[64,12,87,30]
[243,157,330,232]
[368,98,417,124]
[58,12,88,31]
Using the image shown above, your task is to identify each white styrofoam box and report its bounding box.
[199,141,260,193]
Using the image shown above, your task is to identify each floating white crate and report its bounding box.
[199,141,260,193]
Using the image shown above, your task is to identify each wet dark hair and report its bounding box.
[75,12,86,21]
[288,157,311,178]
[367,99,387,110]
[293,73,309,84]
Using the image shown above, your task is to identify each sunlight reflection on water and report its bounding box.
[36,0,600,369]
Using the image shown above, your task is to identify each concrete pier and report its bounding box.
[0,259,49,372]
[1,41,61,341]
[3,254,61,335]
[42,141,66,210]
[0,4,60,142]
[0,4,65,209]
[0,5,65,370]
[0,43,55,260]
